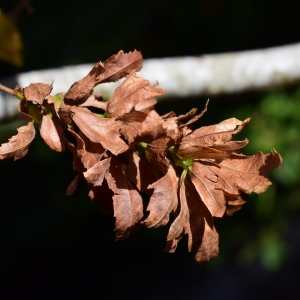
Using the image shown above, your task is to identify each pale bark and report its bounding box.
[2,43,300,119]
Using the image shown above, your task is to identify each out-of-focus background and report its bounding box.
[1,1,300,299]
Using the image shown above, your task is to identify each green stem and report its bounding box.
[53,93,63,106]
[135,142,148,156]
[94,113,106,118]
[167,146,194,169]
[180,168,188,187]
[25,102,42,124]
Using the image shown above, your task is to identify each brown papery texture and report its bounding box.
[0,103,35,160]
[107,72,167,118]
[0,49,282,264]
[143,165,179,228]
[23,83,53,105]
[117,111,148,144]
[190,161,226,218]
[106,156,143,240]
[64,62,105,103]
[97,50,143,84]
[71,106,128,155]
[39,114,66,152]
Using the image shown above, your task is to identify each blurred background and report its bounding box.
[1,0,300,299]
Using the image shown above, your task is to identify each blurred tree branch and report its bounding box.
[2,42,300,120]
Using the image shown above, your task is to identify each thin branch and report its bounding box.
[2,42,300,120]
[0,83,14,95]
[13,43,300,98]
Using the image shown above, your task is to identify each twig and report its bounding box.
[0,83,14,95]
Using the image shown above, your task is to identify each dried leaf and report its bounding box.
[134,98,157,113]
[143,165,178,228]
[67,130,106,193]
[190,161,226,217]
[58,102,74,128]
[224,192,248,216]
[79,94,107,110]
[117,111,148,144]
[0,49,283,265]
[97,50,143,84]
[23,83,53,105]
[64,61,105,103]
[88,181,114,214]
[123,151,161,194]
[0,103,35,160]
[194,215,219,263]
[71,106,128,155]
[179,118,250,156]
[74,130,106,171]
[161,111,177,119]
[163,118,179,142]
[13,85,23,96]
[179,145,230,160]
[106,156,143,240]
[212,151,282,194]
[107,72,167,118]
[84,157,111,186]
[165,179,219,263]
[183,182,206,254]
[178,100,209,128]
[66,173,82,196]
[39,114,66,152]
[140,110,166,142]
[146,136,172,172]
[176,108,198,122]
[211,139,249,152]
[166,173,189,243]
[184,182,219,263]
[46,94,62,114]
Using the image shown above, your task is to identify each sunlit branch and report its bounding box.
[2,42,300,120]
